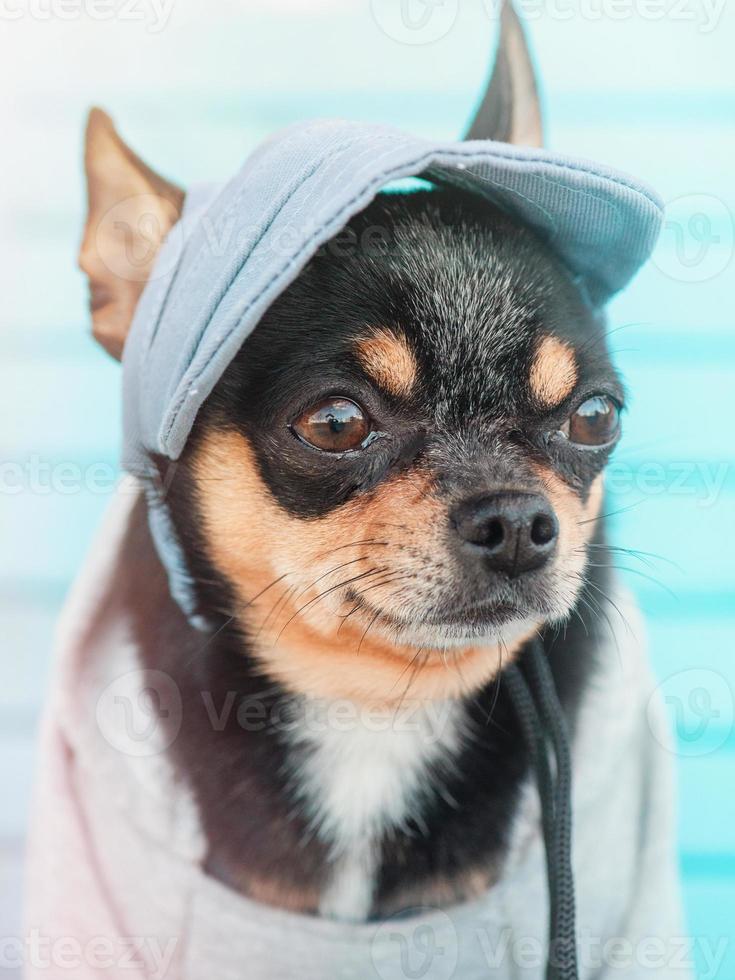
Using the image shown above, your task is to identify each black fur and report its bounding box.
[129,497,610,915]
[145,186,623,914]
[201,189,621,520]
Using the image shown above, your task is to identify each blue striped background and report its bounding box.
[2,3,733,974]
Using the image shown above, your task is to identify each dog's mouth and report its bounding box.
[344,587,538,647]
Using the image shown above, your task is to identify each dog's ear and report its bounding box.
[78,108,184,360]
[464,0,543,147]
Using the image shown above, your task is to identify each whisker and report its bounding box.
[336,601,364,632]
[390,646,425,696]
[313,540,389,559]
[357,608,383,654]
[575,320,639,358]
[293,555,374,602]
[334,573,415,636]
[577,498,648,526]
[344,572,415,605]
[584,543,681,572]
[575,588,621,665]
[241,571,292,609]
[255,582,299,637]
[274,567,388,643]
[192,614,236,656]
[396,648,429,709]
[583,561,678,600]
[570,573,636,639]
[569,600,590,638]
[481,640,505,727]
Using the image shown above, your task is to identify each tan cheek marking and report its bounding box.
[534,467,604,548]
[354,327,418,398]
[532,465,605,607]
[190,431,298,601]
[192,429,534,705]
[255,619,537,707]
[529,335,578,409]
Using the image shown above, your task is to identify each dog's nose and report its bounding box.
[451,492,558,576]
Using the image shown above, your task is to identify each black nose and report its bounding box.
[451,492,558,576]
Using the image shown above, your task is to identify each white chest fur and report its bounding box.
[283,698,464,920]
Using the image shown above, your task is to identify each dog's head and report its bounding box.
[80,6,621,704]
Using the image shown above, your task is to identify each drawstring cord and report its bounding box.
[505,638,579,980]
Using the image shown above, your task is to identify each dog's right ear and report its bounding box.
[464,0,543,147]
[78,108,184,360]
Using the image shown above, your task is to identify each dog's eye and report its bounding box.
[560,395,620,446]
[291,397,370,452]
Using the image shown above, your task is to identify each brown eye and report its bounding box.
[562,395,620,446]
[291,397,371,453]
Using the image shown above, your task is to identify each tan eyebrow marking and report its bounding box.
[354,327,418,399]
[529,335,578,409]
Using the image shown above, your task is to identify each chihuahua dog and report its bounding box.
[79,6,624,923]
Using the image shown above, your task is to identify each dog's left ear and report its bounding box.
[78,108,184,360]
[465,0,543,146]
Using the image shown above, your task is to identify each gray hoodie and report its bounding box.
[24,482,690,980]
